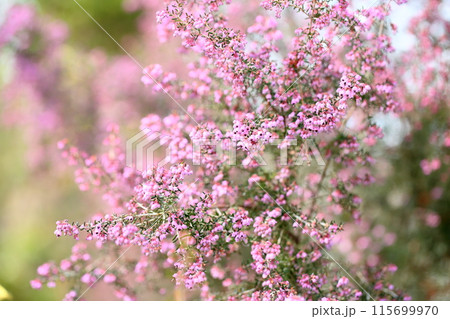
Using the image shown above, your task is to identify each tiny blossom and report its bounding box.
[337,277,349,288]
[63,290,77,301]
[104,274,117,283]
[420,158,441,175]
[37,263,51,276]
[251,241,281,279]
[54,220,79,240]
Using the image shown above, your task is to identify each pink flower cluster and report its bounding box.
[20,0,434,301]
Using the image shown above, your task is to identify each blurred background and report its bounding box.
[0,0,165,300]
[0,0,449,300]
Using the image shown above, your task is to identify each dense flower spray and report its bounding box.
[1,0,442,300]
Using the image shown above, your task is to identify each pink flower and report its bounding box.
[337,277,349,288]
[222,278,233,287]
[420,158,441,175]
[37,263,51,276]
[30,279,42,289]
[425,213,440,228]
[210,266,225,280]
[47,282,56,288]
[60,259,71,271]
[103,274,116,283]
[80,273,95,284]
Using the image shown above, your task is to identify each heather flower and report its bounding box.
[104,274,117,283]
